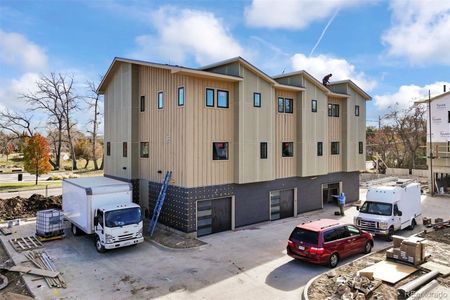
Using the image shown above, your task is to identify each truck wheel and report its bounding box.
[95,235,106,253]
[408,219,416,230]
[386,227,394,241]
[328,253,339,268]
[363,241,372,254]
[71,224,80,236]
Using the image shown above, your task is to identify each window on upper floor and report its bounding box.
[260,142,268,159]
[448,111,450,123]
[140,96,145,112]
[312,100,317,112]
[328,104,339,117]
[178,87,185,106]
[278,97,284,113]
[157,91,164,109]
[331,142,340,155]
[317,142,323,156]
[206,88,214,107]
[217,90,229,108]
[359,141,363,154]
[448,141,450,152]
[140,142,149,158]
[282,142,294,157]
[254,92,261,108]
[285,98,293,113]
[106,142,111,156]
[123,142,127,157]
[213,142,229,160]
[355,105,360,116]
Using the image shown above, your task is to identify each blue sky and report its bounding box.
[1,0,449,130]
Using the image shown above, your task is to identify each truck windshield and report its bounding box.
[359,201,392,216]
[105,208,141,228]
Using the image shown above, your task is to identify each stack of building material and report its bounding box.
[386,235,427,265]
[35,209,64,240]
[23,251,66,288]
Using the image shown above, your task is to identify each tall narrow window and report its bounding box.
[359,142,363,154]
[217,90,229,108]
[282,142,294,157]
[448,141,450,152]
[331,142,340,155]
[157,92,164,109]
[328,104,332,116]
[206,88,214,107]
[213,142,229,160]
[312,99,317,112]
[178,87,185,106]
[106,142,111,156]
[355,105,360,116]
[140,142,149,158]
[278,97,284,113]
[335,104,340,117]
[260,142,268,159]
[254,92,261,107]
[448,111,450,123]
[140,96,145,112]
[317,142,323,156]
[329,104,340,117]
[285,98,293,113]
[123,142,127,157]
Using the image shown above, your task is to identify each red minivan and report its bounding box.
[287,219,374,268]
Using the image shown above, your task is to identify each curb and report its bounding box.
[301,247,390,300]
[145,238,208,252]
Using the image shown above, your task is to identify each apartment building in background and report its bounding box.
[97,57,370,237]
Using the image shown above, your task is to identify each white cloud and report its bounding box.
[382,0,450,65]
[131,6,244,65]
[0,29,48,71]
[245,0,364,29]
[291,53,376,91]
[373,82,450,110]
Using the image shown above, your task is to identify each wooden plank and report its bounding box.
[6,266,59,278]
[26,237,38,248]
[20,237,31,249]
[0,227,12,236]
[359,260,417,284]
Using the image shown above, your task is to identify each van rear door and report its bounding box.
[288,227,319,257]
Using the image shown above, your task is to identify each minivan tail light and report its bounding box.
[309,247,324,255]
[288,240,294,247]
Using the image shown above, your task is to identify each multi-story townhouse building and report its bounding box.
[416,89,450,196]
[97,57,370,237]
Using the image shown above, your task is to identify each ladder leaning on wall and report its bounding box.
[148,171,172,236]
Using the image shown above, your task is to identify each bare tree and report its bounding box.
[85,80,103,170]
[0,110,34,138]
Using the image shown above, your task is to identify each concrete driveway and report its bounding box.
[1,192,449,300]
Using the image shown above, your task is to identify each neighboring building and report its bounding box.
[97,57,370,236]
[416,90,450,196]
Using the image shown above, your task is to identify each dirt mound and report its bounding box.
[0,194,62,220]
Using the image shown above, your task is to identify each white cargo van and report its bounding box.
[63,177,144,252]
[354,181,421,240]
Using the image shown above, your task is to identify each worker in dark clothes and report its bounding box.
[322,73,332,86]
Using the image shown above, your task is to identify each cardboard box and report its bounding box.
[386,248,394,259]
[392,235,405,248]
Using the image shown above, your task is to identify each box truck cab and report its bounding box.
[354,181,421,240]
[63,177,144,252]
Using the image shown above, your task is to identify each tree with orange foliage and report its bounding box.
[23,134,52,185]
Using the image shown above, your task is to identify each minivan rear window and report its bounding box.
[289,227,319,245]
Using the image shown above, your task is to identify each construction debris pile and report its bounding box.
[325,272,383,300]
[0,194,61,220]
[23,251,66,288]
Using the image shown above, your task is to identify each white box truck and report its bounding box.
[63,177,144,252]
[354,180,421,240]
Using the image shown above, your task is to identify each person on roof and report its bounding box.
[322,73,332,86]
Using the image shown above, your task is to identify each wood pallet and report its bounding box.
[0,227,12,236]
[9,236,43,252]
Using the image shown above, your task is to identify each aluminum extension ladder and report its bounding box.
[148,171,172,236]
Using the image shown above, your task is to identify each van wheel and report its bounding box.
[408,219,416,230]
[386,227,394,241]
[328,253,339,268]
[71,224,80,236]
[95,235,106,253]
[363,241,372,254]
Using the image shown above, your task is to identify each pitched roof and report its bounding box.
[328,80,371,100]
[414,90,450,104]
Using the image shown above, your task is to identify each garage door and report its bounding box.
[197,197,231,237]
[270,190,294,221]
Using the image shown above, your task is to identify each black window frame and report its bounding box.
[355,105,360,116]
[122,142,127,158]
[448,141,450,152]
[359,141,363,154]
[157,91,164,109]
[328,104,340,117]
[178,87,185,107]
[448,111,450,123]
[285,98,293,113]
[312,99,317,112]
[217,90,229,108]
[317,142,323,156]
[140,142,149,158]
[106,142,111,156]
[260,142,268,159]
[206,88,215,107]
[278,97,284,113]
[328,104,332,116]
[140,96,145,112]
[213,142,229,160]
[254,92,261,108]
[331,142,340,155]
[282,142,294,157]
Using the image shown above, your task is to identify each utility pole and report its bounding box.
[428,90,434,196]
[378,115,381,129]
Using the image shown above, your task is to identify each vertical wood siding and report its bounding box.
[328,97,344,172]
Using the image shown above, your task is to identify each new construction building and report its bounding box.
[97,57,370,236]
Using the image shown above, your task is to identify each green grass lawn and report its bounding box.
[0,181,62,192]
